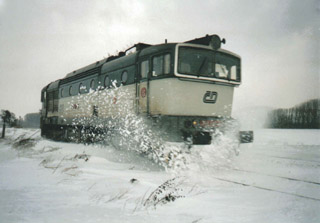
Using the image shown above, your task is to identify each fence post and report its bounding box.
[1,123,5,138]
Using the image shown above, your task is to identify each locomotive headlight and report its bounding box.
[210,35,226,50]
[192,121,197,126]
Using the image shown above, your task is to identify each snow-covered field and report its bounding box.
[0,128,319,223]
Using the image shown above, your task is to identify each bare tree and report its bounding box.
[1,110,18,138]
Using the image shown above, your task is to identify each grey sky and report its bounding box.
[0,0,319,117]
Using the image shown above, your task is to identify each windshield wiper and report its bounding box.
[197,57,207,76]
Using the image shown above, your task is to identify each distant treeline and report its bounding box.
[267,99,320,129]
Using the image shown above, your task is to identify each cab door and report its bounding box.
[137,59,149,114]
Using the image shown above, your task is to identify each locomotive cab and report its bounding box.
[137,35,250,144]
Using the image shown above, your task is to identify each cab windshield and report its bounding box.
[178,46,241,82]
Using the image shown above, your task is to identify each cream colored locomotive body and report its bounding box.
[41,35,247,144]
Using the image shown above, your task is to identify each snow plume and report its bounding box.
[169,120,241,174]
[65,84,240,172]
[185,131,239,173]
[64,83,173,169]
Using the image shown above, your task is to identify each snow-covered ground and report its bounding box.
[0,128,319,223]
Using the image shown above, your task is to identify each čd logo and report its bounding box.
[203,91,218,104]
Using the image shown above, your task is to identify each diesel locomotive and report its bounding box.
[40,34,253,144]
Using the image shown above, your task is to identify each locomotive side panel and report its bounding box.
[96,84,136,118]
[50,84,136,127]
[138,82,148,114]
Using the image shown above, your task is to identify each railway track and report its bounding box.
[255,153,320,165]
[212,176,320,201]
[268,155,320,164]
[232,168,320,186]
[212,168,320,202]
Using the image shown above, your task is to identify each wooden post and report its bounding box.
[1,123,5,138]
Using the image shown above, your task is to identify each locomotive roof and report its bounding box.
[47,80,60,91]
[139,43,176,57]
[52,34,233,87]
[64,57,106,78]
[101,52,138,73]
[62,43,176,80]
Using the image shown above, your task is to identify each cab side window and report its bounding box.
[140,60,149,79]
[164,54,170,74]
[152,56,163,76]
[152,53,171,77]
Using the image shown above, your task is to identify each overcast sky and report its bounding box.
[0,0,319,117]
